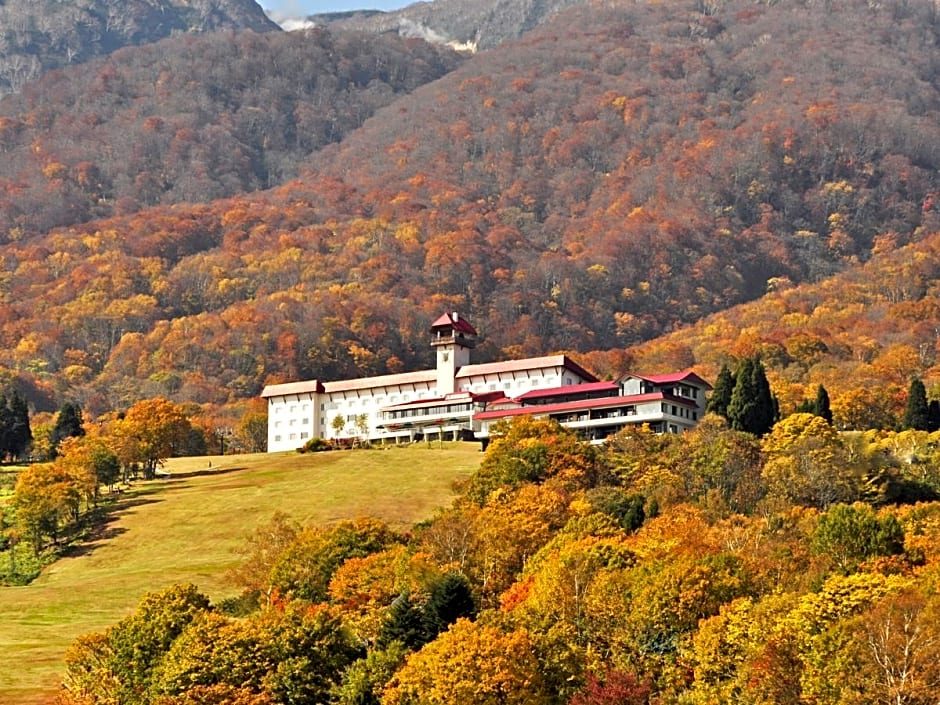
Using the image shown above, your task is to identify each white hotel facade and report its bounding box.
[262,312,711,452]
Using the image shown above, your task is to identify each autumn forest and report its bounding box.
[0,0,932,426]
[3,0,940,701]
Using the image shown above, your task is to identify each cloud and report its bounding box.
[262,2,318,31]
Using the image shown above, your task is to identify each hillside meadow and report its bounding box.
[0,443,480,704]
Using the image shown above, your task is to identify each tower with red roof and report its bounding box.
[431,312,477,395]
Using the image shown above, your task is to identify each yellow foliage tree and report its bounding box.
[106,398,195,479]
[381,618,552,705]
[761,413,856,509]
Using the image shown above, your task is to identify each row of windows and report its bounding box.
[385,403,472,420]
[325,390,432,411]
[272,418,311,428]
[273,432,310,442]
[274,403,311,414]
[274,374,584,416]
[661,403,697,420]
[461,376,564,394]
[546,404,699,425]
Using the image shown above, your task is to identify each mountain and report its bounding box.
[312,0,587,51]
[625,225,940,429]
[0,28,462,236]
[0,0,279,95]
[0,0,938,417]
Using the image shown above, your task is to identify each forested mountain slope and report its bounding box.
[0,0,278,95]
[0,29,462,235]
[2,0,939,416]
[627,224,940,429]
[313,0,587,50]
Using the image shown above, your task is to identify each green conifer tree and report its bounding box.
[928,400,940,433]
[903,378,930,431]
[705,363,734,418]
[814,385,833,425]
[423,572,476,639]
[51,401,85,454]
[377,591,429,650]
[727,357,775,436]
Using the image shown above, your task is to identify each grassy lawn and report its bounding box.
[0,443,480,704]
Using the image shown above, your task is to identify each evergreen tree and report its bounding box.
[903,378,930,431]
[51,401,85,452]
[377,591,429,650]
[9,391,32,460]
[813,385,833,425]
[794,398,815,415]
[727,357,775,437]
[0,394,10,460]
[705,363,734,418]
[0,392,31,461]
[928,400,940,433]
[423,572,476,639]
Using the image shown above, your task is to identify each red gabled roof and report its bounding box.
[474,391,696,421]
[456,355,598,383]
[261,380,324,398]
[430,312,478,336]
[324,370,437,394]
[621,369,713,389]
[516,380,619,402]
[379,390,508,413]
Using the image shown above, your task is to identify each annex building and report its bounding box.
[262,312,711,452]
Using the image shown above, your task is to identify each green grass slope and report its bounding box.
[0,443,480,704]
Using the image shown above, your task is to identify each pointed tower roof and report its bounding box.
[430,312,478,336]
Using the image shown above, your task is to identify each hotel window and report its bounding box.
[300,432,309,440]
[289,433,297,440]
[290,405,296,413]
[302,418,309,425]
[274,435,282,442]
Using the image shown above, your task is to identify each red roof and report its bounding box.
[261,380,324,398]
[380,390,508,413]
[516,380,619,402]
[621,369,712,389]
[474,391,696,421]
[324,370,437,394]
[430,312,478,336]
[456,355,598,383]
